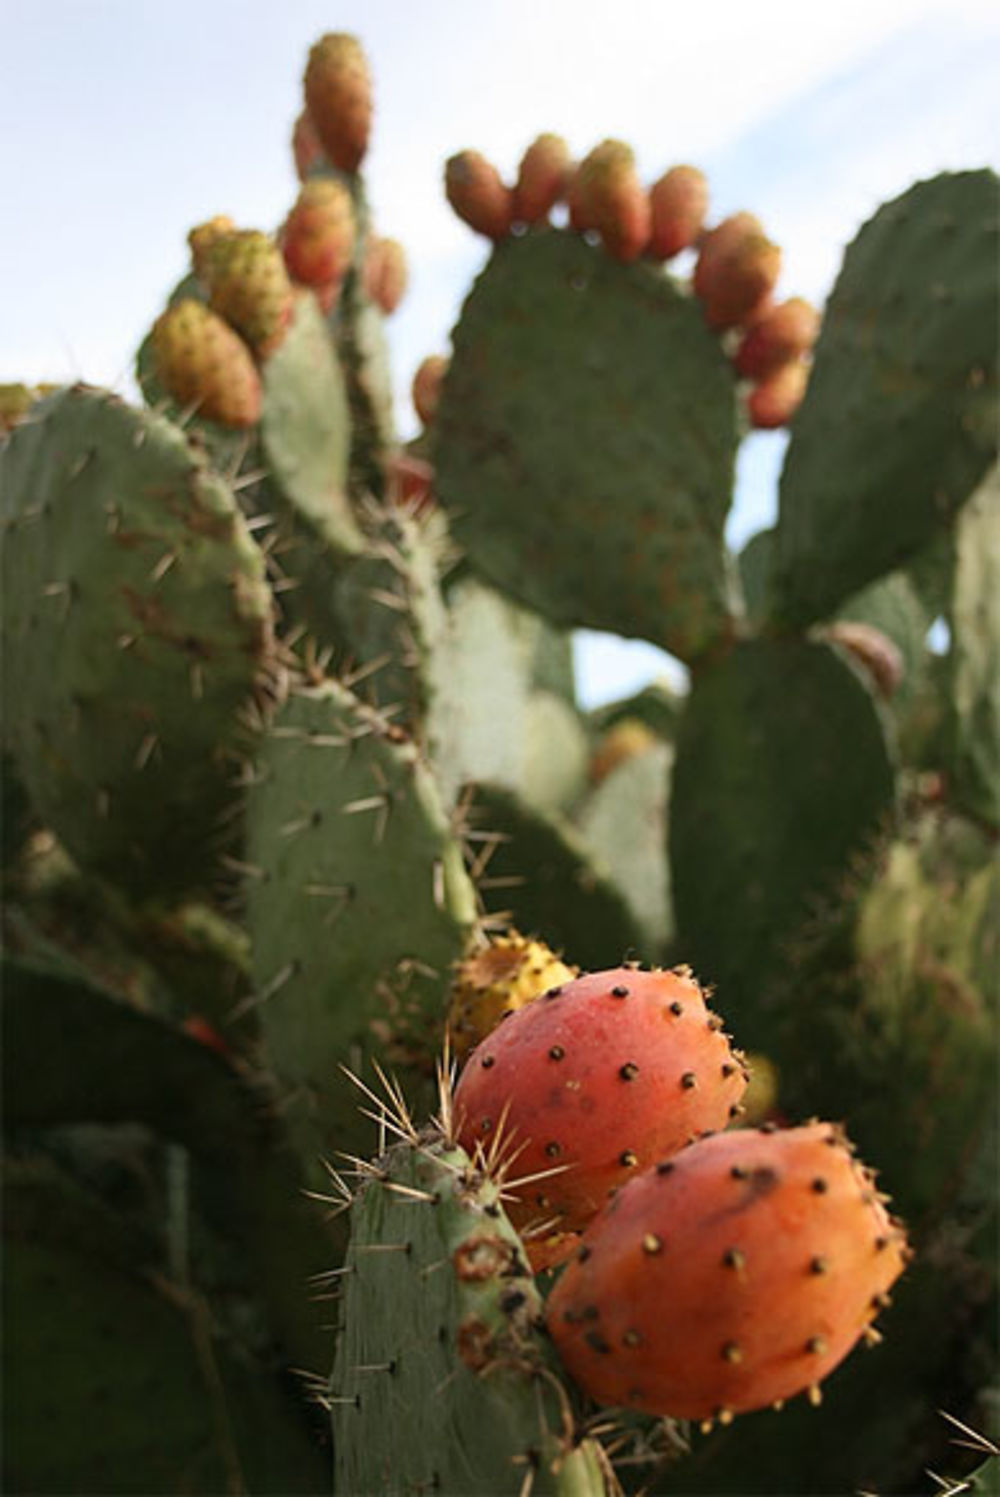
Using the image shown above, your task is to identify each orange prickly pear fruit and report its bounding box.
[363,235,408,314]
[568,140,633,234]
[447,932,577,1065]
[734,297,821,380]
[150,299,261,429]
[453,965,748,1236]
[303,32,372,174]
[694,212,782,330]
[292,108,325,181]
[648,165,709,259]
[589,718,659,784]
[202,229,294,358]
[825,621,905,699]
[546,1122,910,1423]
[513,133,573,224]
[188,215,236,282]
[571,140,650,261]
[445,150,514,241]
[281,179,356,306]
[411,354,449,427]
[747,358,809,429]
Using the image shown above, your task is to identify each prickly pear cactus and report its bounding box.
[0,386,278,897]
[331,1122,609,1495]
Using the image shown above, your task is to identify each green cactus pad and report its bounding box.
[944,462,1000,829]
[259,290,364,557]
[737,527,776,626]
[246,680,477,1147]
[463,782,648,968]
[0,386,276,896]
[669,637,897,1042]
[331,1131,608,1496]
[434,228,740,661]
[771,170,999,625]
[4,1155,328,1495]
[576,742,674,956]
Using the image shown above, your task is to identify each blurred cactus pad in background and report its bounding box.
[2,26,999,1497]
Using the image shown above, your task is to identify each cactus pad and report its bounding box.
[434,228,739,661]
[0,386,276,896]
[772,170,999,625]
[331,1130,608,1495]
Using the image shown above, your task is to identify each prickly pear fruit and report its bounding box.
[734,296,820,380]
[0,384,56,433]
[694,213,782,330]
[546,1122,910,1422]
[280,179,355,307]
[568,139,633,234]
[291,108,324,181]
[150,299,262,428]
[513,133,573,224]
[445,151,514,241]
[303,32,372,174]
[747,358,809,429]
[647,165,709,259]
[589,718,659,784]
[188,215,236,281]
[825,620,905,699]
[363,235,408,314]
[571,140,650,262]
[453,966,748,1237]
[202,229,294,357]
[447,932,577,1064]
[412,354,449,427]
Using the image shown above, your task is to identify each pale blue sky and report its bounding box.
[3,1,997,702]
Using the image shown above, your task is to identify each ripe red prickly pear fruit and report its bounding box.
[570,141,650,262]
[825,621,905,699]
[747,358,809,429]
[694,213,782,330]
[513,133,573,225]
[445,151,514,241]
[546,1122,910,1422]
[150,299,262,429]
[303,33,372,175]
[411,354,450,427]
[281,179,356,307]
[292,109,325,181]
[453,965,748,1238]
[363,235,408,314]
[188,215,236,282]
[647,165,709,259]
[734,297,821,380]
[202,229,295,358]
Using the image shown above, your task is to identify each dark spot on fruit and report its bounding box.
[670,1000,684,1016]
[872,1291,892,1310]
[806,1335,828,1354]
[730,1165,749,1180]
[810,1255,829,1274]
[535,1194,550,1208]
[545,1141,562,1158]
[758,1121,777,1133]
[642,1233,663,1255]
[619,1062,639,1081]
[623,1329,642,1347]
[611,985,630,998]
[584,1330,611,1354]
[656,1160,675,1175]
[577,1245,591,1263]
[722,1247,745,1270]
[722,1341,742,1363]
[811,1177,829,1194]
[681,1072,697,1089]
[480,1117,493,1133]
[549,1045,565,1060]
[620,1150,638,1167]
[721,1062,736,1077]
[481,1055,495,1069]
[729,1103,744,1118]
[707,1014,725,1031]
[545,986,563,999]
[563,1308,579,1324]
[581,1305,600,1321]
